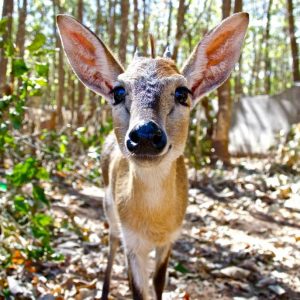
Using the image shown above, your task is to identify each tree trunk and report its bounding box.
[69,72,76,125]
[212,0,232,165]
[54,0,65,127]
[233,0,243,98]
[77,0,85,126]
[172,0,186,61]
[108,0,116,51]
[264,0,273,94]
[118,0,129,64]
[166,0,173,46]
[0,0,14,94]
[16,0,27,58]
[233,0,242,12]
[287,0,300,82]
[142,0,149,56]
[88,0,102,122]
[95,0,102,36]
[15,0,27,90]
[133,0,139,52]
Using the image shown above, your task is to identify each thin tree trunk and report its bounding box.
[16,0,27,58]
[69,72,75,125]
[95,0,101,36]
[54,0,65,126]
[287,0,300,82]
[233,0,243,98]
[212,0,232,165]
[77,0,85,126]
[119,0,129,64]
[133,0,139,52]
[88,0,102,122]
[142,0,149,56]
[166,0,173,46]
[15,0,27,90]
[172,0,187,61]
[0,0,14,93]
[234,0,242,12]
[108,0,116,51]
[249,27,258,95]
[264,0,273,94]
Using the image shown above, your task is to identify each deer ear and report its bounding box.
[56,15,124,99]
[181,12,249,107]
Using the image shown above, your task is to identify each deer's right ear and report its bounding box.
[57,15,124,99]
[181,12,249,107]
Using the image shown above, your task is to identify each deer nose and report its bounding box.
[126,121,167,155]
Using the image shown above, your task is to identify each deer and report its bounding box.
[57,12,249,300]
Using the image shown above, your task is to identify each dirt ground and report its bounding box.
[3,158,300,299]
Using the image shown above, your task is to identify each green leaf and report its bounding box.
[12,59,29,77]
[32,213,53,227]
[14,195,30,214]
[0,181,7,192]
[35,78,48,86]
[27,33,46,52]
[174,262,189,274]
[0,17,8,35]
[4,40,14,57]
[36,167,49,180]
[10,112,22,129]
[32,185,49,206]
[35,62,49,77]
[8,157,37,186]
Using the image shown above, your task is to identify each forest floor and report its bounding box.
[2,158,300,300]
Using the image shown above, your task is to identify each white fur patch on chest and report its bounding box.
[131,160,174,207]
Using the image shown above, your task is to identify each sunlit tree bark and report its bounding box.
[264,0,273,94]
[172,0,187,61]
[142,0,149,56]
[16,0,27,59]
[233,0,243,98]
[54,0,65,126]
[212,0,232,165]
[119,0,129,64]
[77,0,85,126]
[0,0,14,94]
[108,0,116,51]
[133,0,139,52]
[287,0,300,82]
[166,0,173,47]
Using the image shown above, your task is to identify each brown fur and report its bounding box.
[57,13,249,300]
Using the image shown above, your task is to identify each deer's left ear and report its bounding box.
[57,14,124,99]
[181,12,249,107]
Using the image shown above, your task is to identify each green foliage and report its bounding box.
[27,33,46,52]
[12,59,29,77]
[0,20,64,275]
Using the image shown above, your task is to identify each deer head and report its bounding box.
[57,13,249,167]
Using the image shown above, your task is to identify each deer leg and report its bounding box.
[126,249,149,300]
[153,244,171,300]
[101,233,119,300]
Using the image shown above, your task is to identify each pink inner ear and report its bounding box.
[68,30,96,55]
[77,53,96,66]
[191,78,204,94]
[206,30,232,56]
[92,72,113,91]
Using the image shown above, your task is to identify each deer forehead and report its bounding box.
[118,57,186,87]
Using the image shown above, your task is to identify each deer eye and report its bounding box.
[112,86,126,105]
[174,87,190,106]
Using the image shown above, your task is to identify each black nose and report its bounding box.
[126,121,167,155]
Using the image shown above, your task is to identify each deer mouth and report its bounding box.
[129,144,172,165]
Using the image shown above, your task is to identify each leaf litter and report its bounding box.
[1,157,300,299]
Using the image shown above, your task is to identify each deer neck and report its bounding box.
[128,158,177,207]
